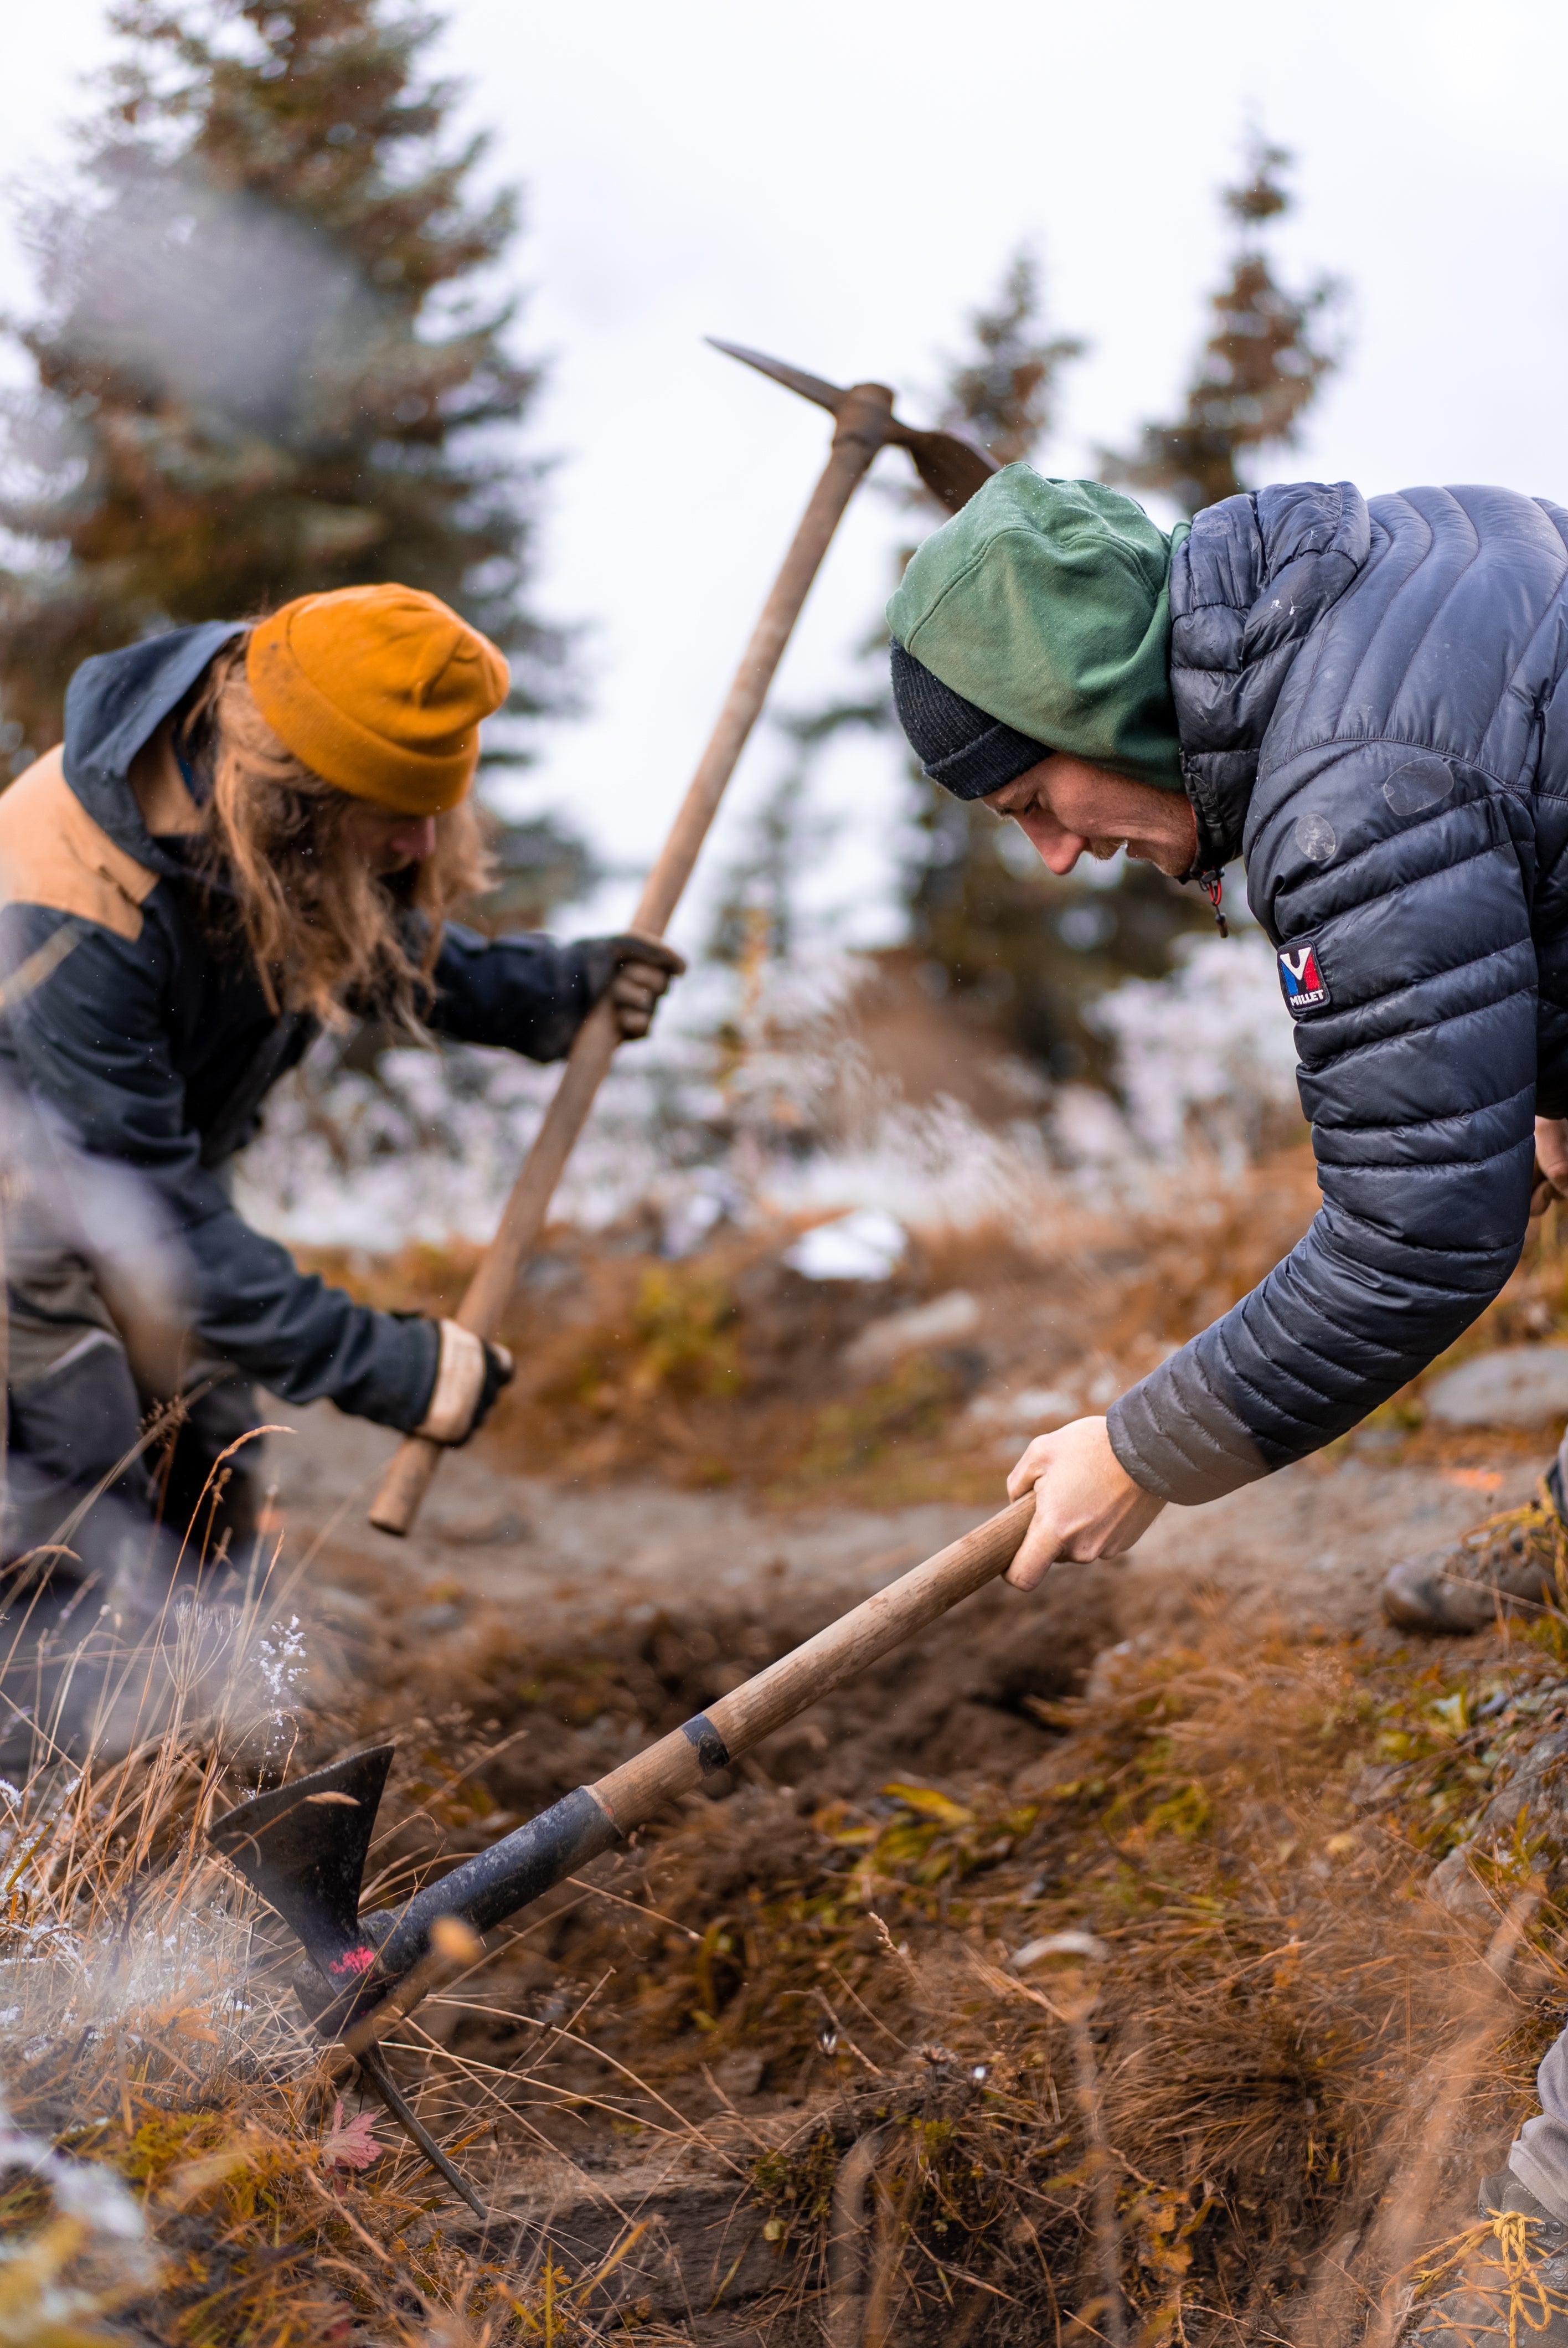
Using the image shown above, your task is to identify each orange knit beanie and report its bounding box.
[246,584,510,816]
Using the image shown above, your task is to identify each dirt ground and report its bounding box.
[264,1380,1541,1663]
[217,1350,1557,2341]
[20,1160,1568,2345]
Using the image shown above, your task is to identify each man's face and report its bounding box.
[341,802,439,874]
[982,753,1197,878]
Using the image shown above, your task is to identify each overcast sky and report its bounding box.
[5,0,1568,952]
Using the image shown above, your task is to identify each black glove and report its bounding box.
[415,1321,515,1446]
[577,933,687,1041]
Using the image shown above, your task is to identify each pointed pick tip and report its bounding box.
[704,337,846,416]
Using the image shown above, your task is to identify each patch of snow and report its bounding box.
[233,925,1304,1257]
[783,1208,908,1282]
[1092,934,1302,1170]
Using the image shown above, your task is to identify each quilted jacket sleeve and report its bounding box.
[427,923,594,1060]
[1107,745,1539,1504]
[0,903,439,1430]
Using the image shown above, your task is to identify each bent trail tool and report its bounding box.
[367,345,997,1537]
[211,1494,1035,2205]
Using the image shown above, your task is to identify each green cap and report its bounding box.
[885,466,1189,793]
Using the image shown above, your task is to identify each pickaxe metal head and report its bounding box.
[209,1500,1036,2212]
[210,1741,495,2219]
[708,338,998,515]
[209,1742,394,1991]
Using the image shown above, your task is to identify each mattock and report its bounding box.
[365,337,997,1539]
[210,1496,1036,2213]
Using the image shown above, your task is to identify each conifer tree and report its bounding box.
[1102,139,1341,514]
[0,0,567,775]
[721,251,1086,977]
[937,251,1084,473]
[741,250,1203,1075]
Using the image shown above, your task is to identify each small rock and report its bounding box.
[1427,1842,1493,1920]
[966,1384,1081,1430]
[404,1602,465,1635]
[1426,1345,1568,1428]
[843,1290,981,1382]
[710,2050,765,2099]
[433,1510,530,1547]
[311,1584,376,1626]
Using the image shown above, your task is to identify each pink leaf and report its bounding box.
[321,2099,383,2172]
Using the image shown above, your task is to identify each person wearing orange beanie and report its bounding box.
[0,586,682,1754]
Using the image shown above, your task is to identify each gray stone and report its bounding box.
[841,1289,981,1382]
[1425,1346,1568,1428]
[1427,1841,1493,1920]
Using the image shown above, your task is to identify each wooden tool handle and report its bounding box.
[587,1494,1036,1829]
[369,384,895,1537]
[367,1002,621,1533]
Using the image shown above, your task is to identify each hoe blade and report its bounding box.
[210,1744,394,1983]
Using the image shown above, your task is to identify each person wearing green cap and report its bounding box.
[889,464,1568,1601]
[889,462,1568,2342]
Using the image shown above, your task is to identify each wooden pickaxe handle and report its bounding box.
[369,383,898,1536]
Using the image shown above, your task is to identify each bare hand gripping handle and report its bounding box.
[368,382,899,1536]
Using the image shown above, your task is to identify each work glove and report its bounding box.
[577,934,687,1042]
[415,1320,515,1446]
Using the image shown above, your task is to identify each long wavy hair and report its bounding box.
[179,636,492,1029]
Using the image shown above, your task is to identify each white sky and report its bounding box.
[6,0,1568,952]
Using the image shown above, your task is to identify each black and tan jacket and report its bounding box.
[0,624,596,1432]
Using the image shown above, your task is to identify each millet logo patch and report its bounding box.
[1278,942,1329,1013]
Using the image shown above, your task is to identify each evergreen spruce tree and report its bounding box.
[937,250,1083,473]
[744,250,1206,1075]
[900,255,1173,1077]
[1102,138,1341,515]
[0,0,570,789]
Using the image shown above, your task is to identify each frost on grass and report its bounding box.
[235,932,1304,1254]
[0,2090,161,2334]
[0,1593,320,2092]
[1091,934,1302,1169]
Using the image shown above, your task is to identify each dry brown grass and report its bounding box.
[18,1186,1568,2338]
[11,1559,1567,2345]
[293,1148,1328,1511]
[294,1162,1568,1514]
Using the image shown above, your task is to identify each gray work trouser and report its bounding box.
[1506,1430,1568,2213]
[4,1235,260,1598]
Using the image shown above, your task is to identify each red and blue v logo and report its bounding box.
[1278,942,1329,1012]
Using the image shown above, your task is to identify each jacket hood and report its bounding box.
[62,622,243,878]
[1173,480,1371,868]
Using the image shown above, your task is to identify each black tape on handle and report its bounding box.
[680,1713,732,1776]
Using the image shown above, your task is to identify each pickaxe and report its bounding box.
[210,1495,1035,2213]
[367,342,997,1538]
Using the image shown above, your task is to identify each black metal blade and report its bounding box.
[210,1744,394,1984]
[707,338,847,418]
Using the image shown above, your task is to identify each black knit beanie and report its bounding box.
[889,640,1048,801]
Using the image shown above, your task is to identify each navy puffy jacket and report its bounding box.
[0,625,604,1434]
[1107,481,1568,1506]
